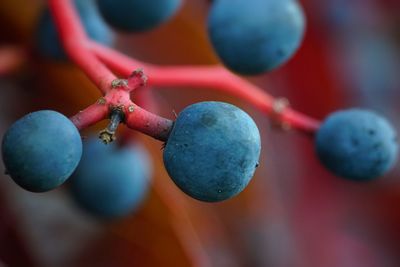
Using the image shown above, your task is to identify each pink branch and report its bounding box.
[50,0,319,136]
[89,41,320,134]
[125,104,173,141]
[103,85,174,141]
[70,102,109,130]
[49,0,174,139]
[49,0,116,94]
[87,40,151,74]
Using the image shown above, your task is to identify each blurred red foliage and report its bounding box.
[1,1,400,267]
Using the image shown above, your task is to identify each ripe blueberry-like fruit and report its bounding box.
[163,101,261,202]
[36,0,113,60]
[1,110,82,192]
[69,138,151,219]
[96,0,182,32]
[207,0,306,75]
[316,109,398,181]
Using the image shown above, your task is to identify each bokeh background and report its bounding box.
[1,0,400,266]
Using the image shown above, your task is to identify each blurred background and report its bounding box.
[1,0,400,266]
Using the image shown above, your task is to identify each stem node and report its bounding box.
[271,98,291,131]
[111,78,128,88]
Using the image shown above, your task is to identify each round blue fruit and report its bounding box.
[207,0,306,75]
[69,138,152,219]
[1,110,82,192]
[36,0,113,60]
[316,109,398,181]
[96,0,182,32]
[163,101,261,202]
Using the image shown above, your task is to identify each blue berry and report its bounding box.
[69,138,151,219]
[207,0,306,75]
[36,0,114,60]
[316,109,398,181]
[163,101,261,202]
[96,0,182,32]
[1,110,82,192]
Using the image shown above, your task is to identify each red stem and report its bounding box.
[49,0,319,135]
[125,104,173,141]
[49,0,320,136]
[50,0,173,139]
[48,0,116,94]
[69,102,109,130]
[89,41,320,134]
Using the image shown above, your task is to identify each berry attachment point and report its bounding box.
[99,107,125,144]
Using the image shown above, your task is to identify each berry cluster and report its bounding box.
[1,0,398,220]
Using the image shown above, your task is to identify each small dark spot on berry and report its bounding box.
[373,143,382,149]
[255,162,259,168]
[368,129,375,136]
[276,48,285,57]
[201,113,217,127]
[351,138,359,147]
